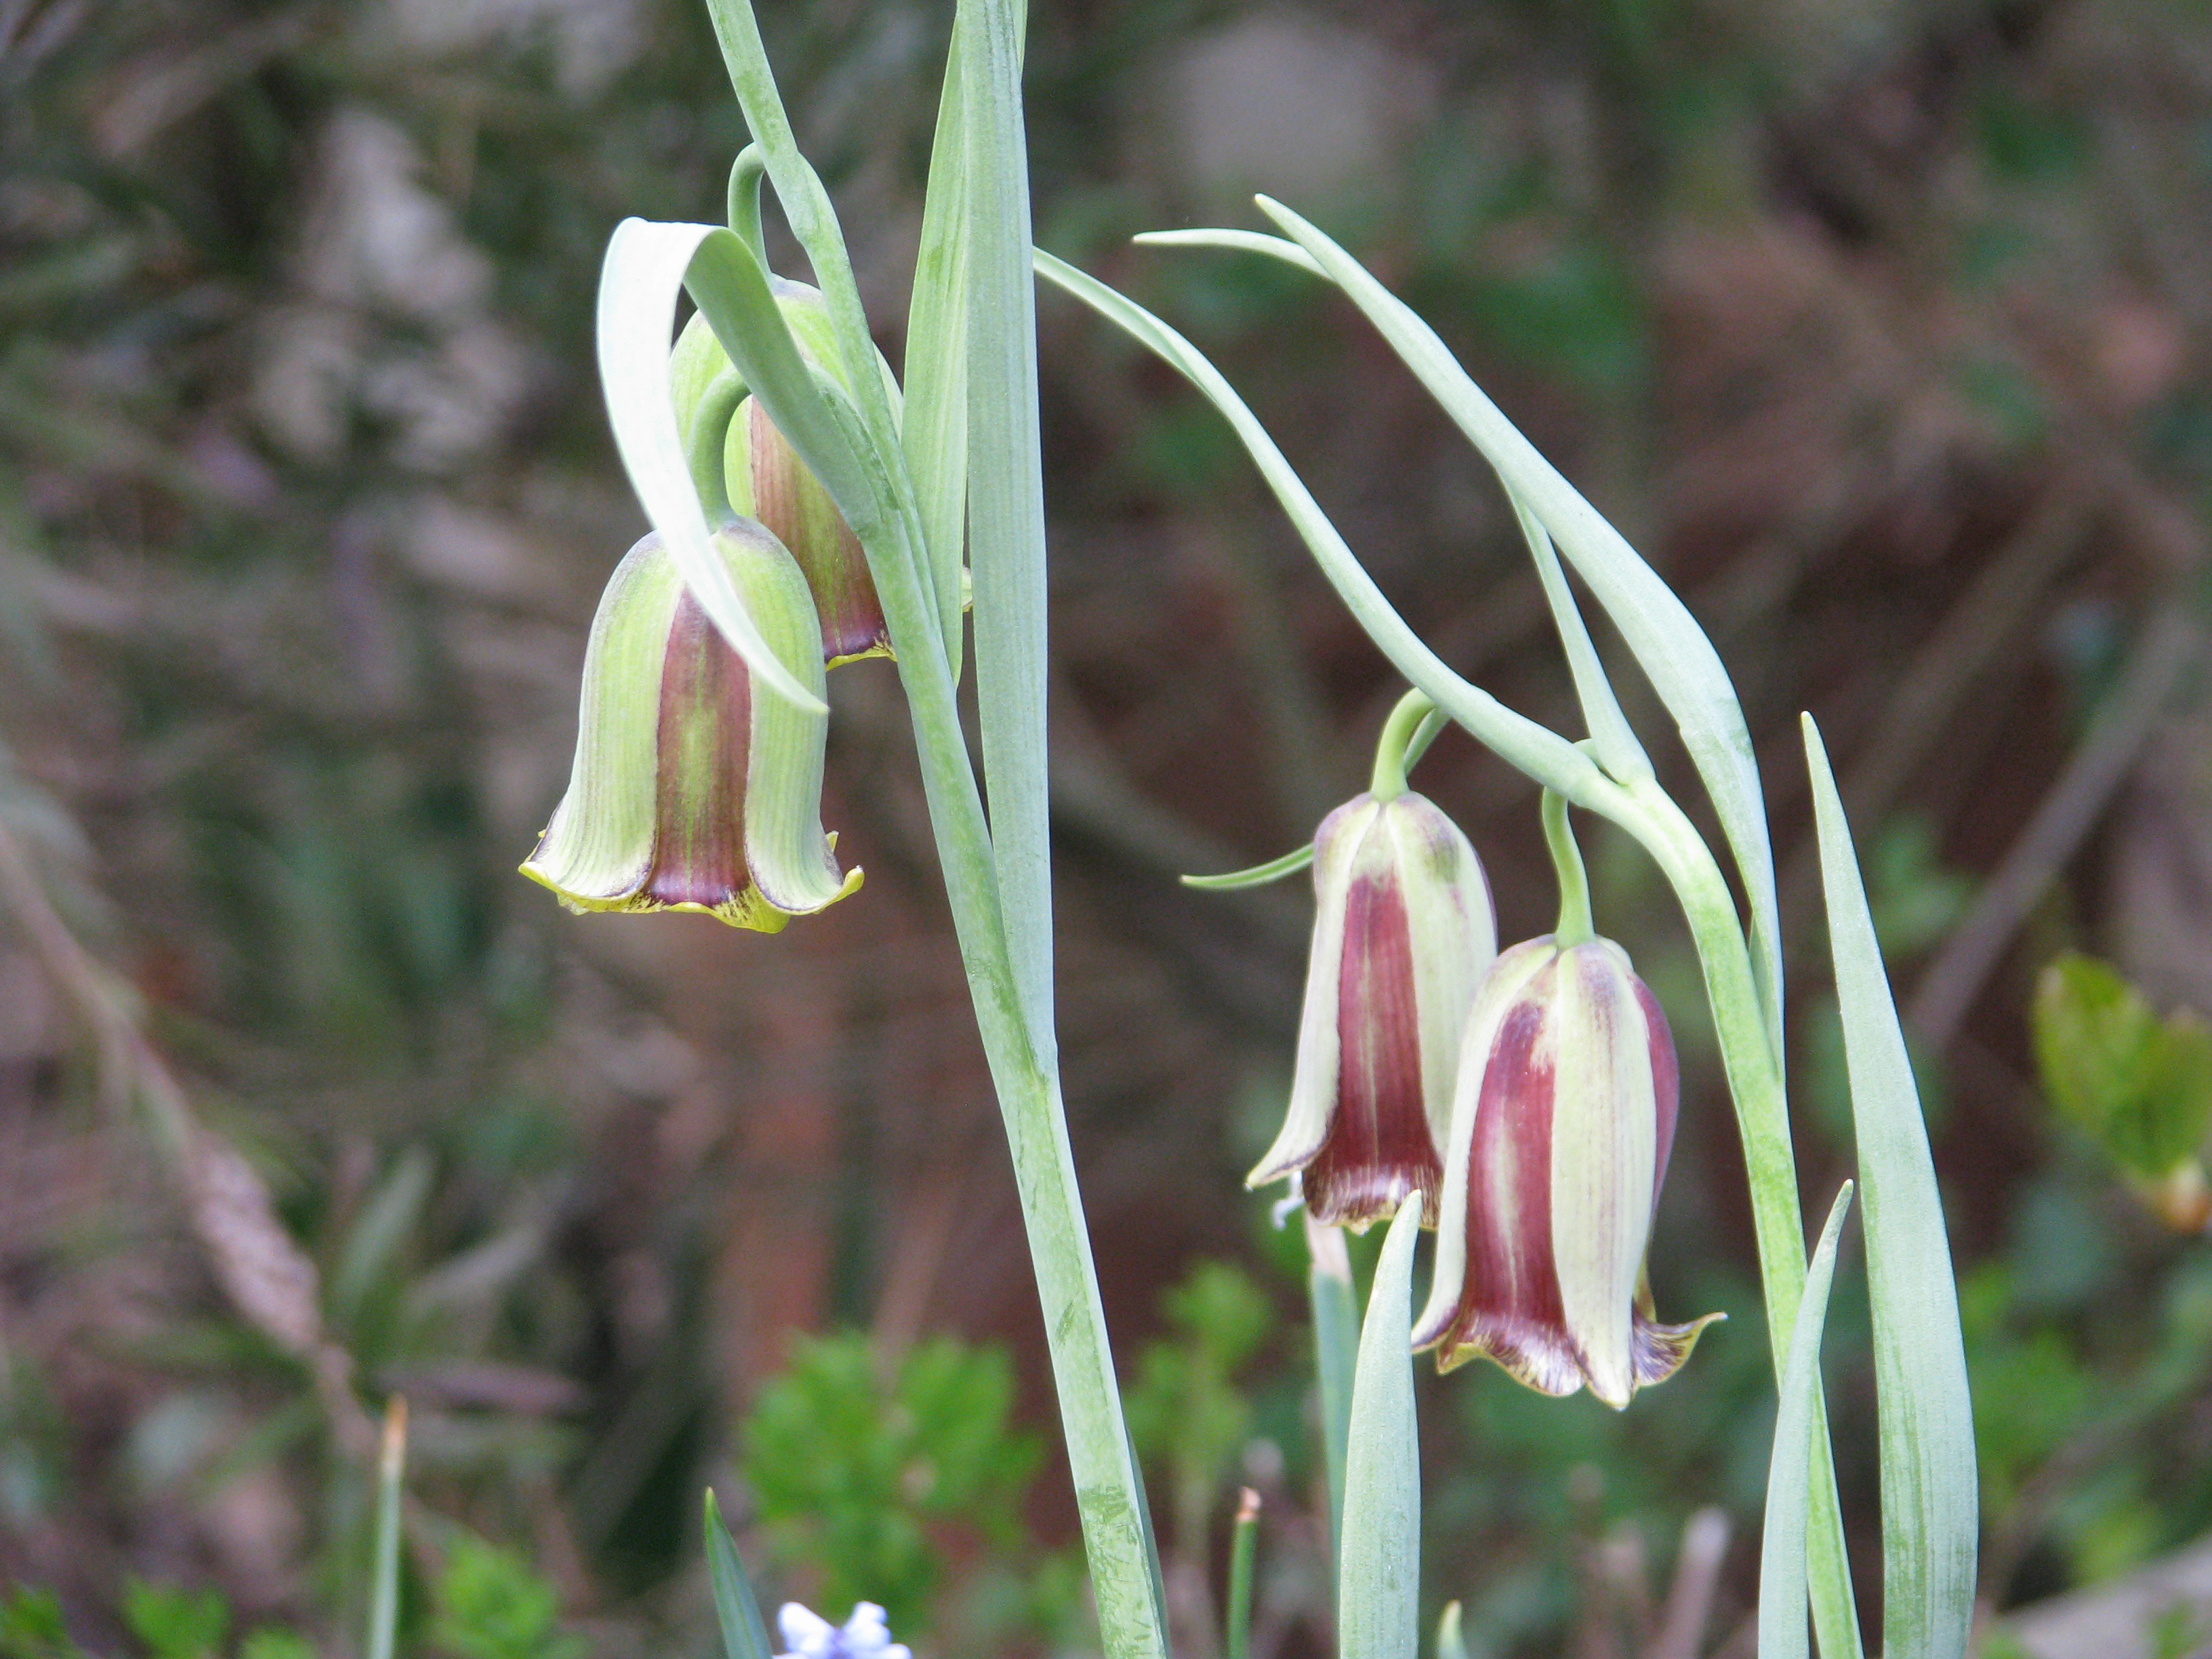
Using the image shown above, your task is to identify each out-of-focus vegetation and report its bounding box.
[5,0,2212,1653]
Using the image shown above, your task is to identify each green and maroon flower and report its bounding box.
[1414,934,1718,1408]
[520,522,861,932]
[1247,792,1494,1229]
[671,281,893,667]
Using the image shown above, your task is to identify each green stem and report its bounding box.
[1625,779,1864,1659]
[726,146,768,258]
[1540,790,1594,946]
[687,368,746,523]
[697,7,1168,1655]
[1368,688,1433,800]
[367,1398,406,1659]
[1225,1487,1259,1659]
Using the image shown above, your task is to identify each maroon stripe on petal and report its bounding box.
[643,587,754,909]
[1635,977,1681,1202]
[1444,994,1572,1359]
[1307,869,1443,1227]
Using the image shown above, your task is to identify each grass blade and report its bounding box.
[704,1490,775,1659]
[596,218,823,714]
[1757,1183,1856,1659]
[1338,1195,1423,1659]
[1226,1487,1259,1659]
[1805,716,1978,1659]
[961,0,1056,1055]
[902,22,972,679]
[366,1397,406,1659]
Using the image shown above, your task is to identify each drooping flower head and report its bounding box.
[1413,931,1718,1408]
[1248,788,1495,1229]
[520,523,861,931]
[775,1602,910,1659]
[671,281,893,666]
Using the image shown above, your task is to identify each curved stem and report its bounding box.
[687,367,747,523]
[1368,688,1433,800]
[726,145,769,262]
[1541,790,1594,945]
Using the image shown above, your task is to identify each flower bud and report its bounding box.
[521,523,862,931]
[1414,935,1718,1408]
[1248,792,1495,1229]
[672,281,893,666]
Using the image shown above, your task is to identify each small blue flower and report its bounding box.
[775,1602,911,1659]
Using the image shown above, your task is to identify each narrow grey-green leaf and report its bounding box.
[700,0,903,474]
[704,1490,775,1659]
[1339,1193,1423,1659]
[1133,227,1325,274]
[596,217,822,714]
[963,0,1056,1057]
[1511,492,1650,783]
[1306,1212,1359,1568]
[1805,716,1978,1659]
[1033,249,1612,817]
[1183,842,1314,890]
[903,20,972,679]
[1757,1181,1856,1659]
[1248,197,1782,1067]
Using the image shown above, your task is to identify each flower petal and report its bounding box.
[1249,797,1378,1189]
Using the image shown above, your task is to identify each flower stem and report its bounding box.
[1540,790,1594,946]
[1368,688,1434,800]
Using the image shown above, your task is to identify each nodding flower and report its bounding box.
[1413,794,1717,1408]
[671,280,893,668]
[1248,775,1495,1230]
[520,523,861,932]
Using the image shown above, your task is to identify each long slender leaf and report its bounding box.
[1033,249,1616,818]
[1511,493,1650,783]
[902,21,972,678]
[700,0,903,473]
[1305,1212,1358,1567]
[1758,1183,1855,1659]
[1225,1487,1259,1659]
[1805,716,1978,1659]
[1338,1195,1422,1659]
[595,217,823,714]
[704,1490,775,1659]
[1160,205,1785,1069]
[961,0,1056,1056]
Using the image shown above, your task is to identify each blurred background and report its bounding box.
[3,0,2212,1654]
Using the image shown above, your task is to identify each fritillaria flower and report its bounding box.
[672,281,892,666]
[1247,788,1495,1229]
[1412,931,1718,1408]
[520,522,861,932]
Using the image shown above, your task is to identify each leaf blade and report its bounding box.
[704,1490,775,1659]
[596,217,823,714]
[1757,1182,1856,1659]
[1338,1195,1423,1659]
[1805,716,1978,1659]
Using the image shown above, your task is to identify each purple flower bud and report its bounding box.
[1414,935,1719,1408]
[1248,792,1495,1229]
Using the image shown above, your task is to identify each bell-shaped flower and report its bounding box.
[671,281,893,666]
[520,521,861,931]
[1413,933,1718,1408]
[1247,791,1495,1228]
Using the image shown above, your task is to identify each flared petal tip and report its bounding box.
[1630,1307,1724,1395]
[1419,1307,1724,1408]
